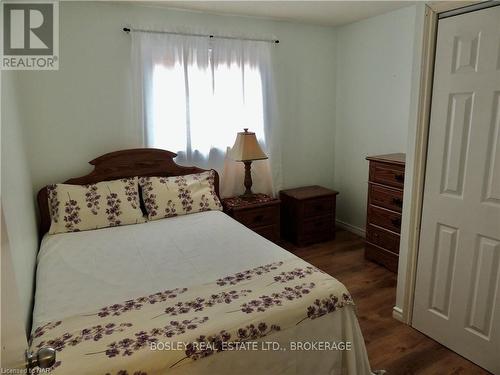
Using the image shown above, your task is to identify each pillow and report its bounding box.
[47,178,145,234]
[139,170,222,221]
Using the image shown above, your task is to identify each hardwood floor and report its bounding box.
[282,229,490,375]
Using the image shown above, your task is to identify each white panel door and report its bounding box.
[413,6,500,374]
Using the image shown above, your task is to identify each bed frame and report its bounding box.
[37,148,220,237]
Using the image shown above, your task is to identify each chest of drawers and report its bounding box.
[365,153,405,272]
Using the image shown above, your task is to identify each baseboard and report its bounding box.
[336,220,366,238]
[392,306,404,322]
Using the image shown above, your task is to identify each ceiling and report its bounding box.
[137,1,416,27]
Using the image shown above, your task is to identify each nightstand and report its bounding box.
[222,194,280,242]
[280,186,339,246]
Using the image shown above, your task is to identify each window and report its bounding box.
[151,56,266,161]
[132,32,280,196]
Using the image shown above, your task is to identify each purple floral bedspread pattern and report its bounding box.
[30,257,354,375]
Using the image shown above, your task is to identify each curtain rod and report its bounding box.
[122,27,279,44]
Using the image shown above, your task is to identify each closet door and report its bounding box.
[413,6,500,374]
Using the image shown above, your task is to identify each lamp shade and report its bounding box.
[230,128,268,161]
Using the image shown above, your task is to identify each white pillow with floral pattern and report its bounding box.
[139,170,222,221]
[47,178,145,234]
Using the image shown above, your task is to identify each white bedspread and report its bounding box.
[33,211,372,374]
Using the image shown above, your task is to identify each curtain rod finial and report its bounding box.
[123,27,131,33]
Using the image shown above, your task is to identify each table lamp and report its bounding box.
[230,128,268,198]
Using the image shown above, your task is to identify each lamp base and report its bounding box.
[242,160,254,198]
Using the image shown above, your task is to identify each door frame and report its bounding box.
[397,1,494,325]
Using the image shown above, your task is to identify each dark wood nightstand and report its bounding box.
[280,186,339,246]
[222,194,280,242]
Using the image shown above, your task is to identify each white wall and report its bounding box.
[1,72,39,332]
[334,6,417,233]
[15,1,338,193]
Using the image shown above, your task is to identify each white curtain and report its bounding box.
[131,31,282,197]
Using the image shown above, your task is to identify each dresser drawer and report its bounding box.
[301,215,334,236]
[369,162,405,189]
[298,216,334,245]
[303,197,334,218]
[366,224,400,254]
[368,205,402,233]
[365,243,399,272]
[254,224,279,242]
[369,184,404,212]
[233,205,278,228]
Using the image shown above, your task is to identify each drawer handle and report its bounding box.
[392,197,403,207]
[391,218,401,227]
[394,173,404,183]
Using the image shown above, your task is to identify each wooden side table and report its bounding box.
[280,186,339,246]
[222,194,280,242]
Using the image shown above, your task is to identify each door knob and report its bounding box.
[26,347,56,370]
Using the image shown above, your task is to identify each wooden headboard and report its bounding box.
[37,148,220,237]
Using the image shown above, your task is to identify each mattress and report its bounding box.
[32,211,372,374]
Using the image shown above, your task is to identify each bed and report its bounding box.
[31,149,372,375]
